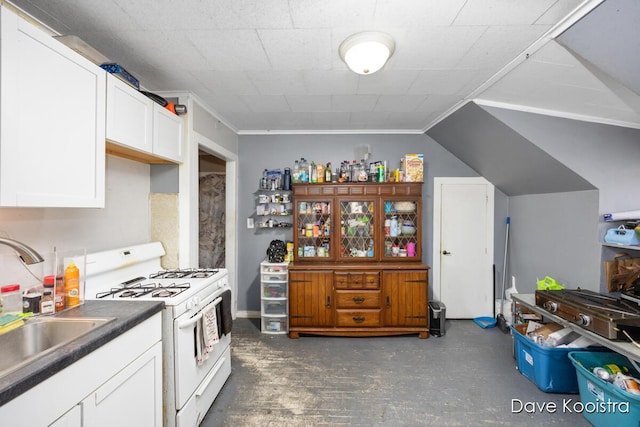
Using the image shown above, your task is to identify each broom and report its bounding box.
[497,217,510,333]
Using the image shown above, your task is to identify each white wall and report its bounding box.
[0,154,151,263]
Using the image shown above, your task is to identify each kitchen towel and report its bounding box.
[195,316,205,365]
[196,302,220,365]
[220,289,233,336]
[202,302,219,352]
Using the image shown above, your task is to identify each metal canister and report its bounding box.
[23,292,42,314]
[593,367,611,381]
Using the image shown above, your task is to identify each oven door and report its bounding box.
[173,288,231,411]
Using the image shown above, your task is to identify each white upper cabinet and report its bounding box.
[152,103,183,163]
[0,6,106,207]
[105,74,183,164]
[106,74,153,154]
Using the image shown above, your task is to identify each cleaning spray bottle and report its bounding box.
[504,276,519,324]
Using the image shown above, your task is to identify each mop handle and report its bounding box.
[500,217,510,312]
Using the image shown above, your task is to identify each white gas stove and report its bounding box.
[82,242,231,427]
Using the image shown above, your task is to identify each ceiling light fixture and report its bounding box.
[339,31,395,75]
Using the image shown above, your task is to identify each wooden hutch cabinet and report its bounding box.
[288,182,430,339]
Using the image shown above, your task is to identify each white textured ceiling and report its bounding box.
[9,0,589,134]
[476,0,640,128]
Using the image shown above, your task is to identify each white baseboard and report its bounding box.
[236,310,260,319]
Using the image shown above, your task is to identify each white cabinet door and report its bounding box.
[82,341,163,427]
[153,103,184,163]
[105,74,153,153]
[0,6,105,207]
[49,405,82,427]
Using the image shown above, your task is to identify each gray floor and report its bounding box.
[202,319,590,426]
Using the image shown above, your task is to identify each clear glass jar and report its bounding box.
[1,284,22,314]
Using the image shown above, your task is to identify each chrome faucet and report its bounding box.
[0,237,44,265]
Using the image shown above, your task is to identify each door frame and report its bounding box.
[432,177,494,304]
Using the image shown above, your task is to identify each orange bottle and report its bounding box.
[65,263,81,307]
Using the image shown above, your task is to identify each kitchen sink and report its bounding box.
[0,316,115,378]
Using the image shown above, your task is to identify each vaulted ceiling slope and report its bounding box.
[426,101,596,196]
[476,0,640,128]
[7,0,590,134]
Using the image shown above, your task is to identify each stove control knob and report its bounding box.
[577,314,592,326]
[186,296,200,311]
[543,301,558,313]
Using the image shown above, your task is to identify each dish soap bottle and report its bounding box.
[65,262,81,307]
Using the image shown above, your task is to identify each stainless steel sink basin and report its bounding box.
[0,316,115,378]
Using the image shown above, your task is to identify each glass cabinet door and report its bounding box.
[382,198,419,260]
[338,199,376,260]
[296,199,332,260]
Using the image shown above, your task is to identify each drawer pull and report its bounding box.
[353,316,365,323]
[386,296,391,308]
[352,297,365,304]
[326,296,331,308]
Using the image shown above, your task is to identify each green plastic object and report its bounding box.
[537,276,564,290]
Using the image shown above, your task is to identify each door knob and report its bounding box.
[442,250,451,255]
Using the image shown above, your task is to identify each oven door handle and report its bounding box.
[177,296,222,329]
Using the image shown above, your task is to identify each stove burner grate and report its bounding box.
[95,281,191,299]
[149,268,219,279]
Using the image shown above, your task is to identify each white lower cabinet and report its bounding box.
[81,341,162,427]
[0,313,162,427]
[49,405,81,427]
[0,5,106,207]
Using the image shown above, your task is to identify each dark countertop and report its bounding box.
[0,300,164,406]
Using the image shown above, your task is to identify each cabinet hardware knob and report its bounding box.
[353,316,365,323]
[353,297,365,303]
[442,250,451,255]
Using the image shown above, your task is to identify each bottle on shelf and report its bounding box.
[292,160,300,183]
[261,169,268,190]
[283,167,292,191]
[299,158,309,183]
[324,163,332,183]
[311,161,317,183]
[357,159,368,181]
[316,162,324,183]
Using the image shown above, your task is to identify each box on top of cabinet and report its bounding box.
[100,63,139,89]
[404,154,424,182]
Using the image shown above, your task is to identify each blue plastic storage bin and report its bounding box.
[512,324,584,393]
[569,351,640,427]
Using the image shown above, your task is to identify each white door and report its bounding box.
[433,177,494,318]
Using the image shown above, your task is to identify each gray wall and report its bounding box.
[236,134,478,313]
[509,190,600,293]
[486,107,640,292]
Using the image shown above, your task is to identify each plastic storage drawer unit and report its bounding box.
[260,259,289,334]
[512,324,585,393]
[569,351,640,427]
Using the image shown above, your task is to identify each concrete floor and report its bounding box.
[202,318,591,426]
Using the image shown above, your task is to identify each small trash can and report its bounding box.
[429,301,446,337]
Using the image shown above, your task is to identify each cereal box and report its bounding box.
[405,154,424,182]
